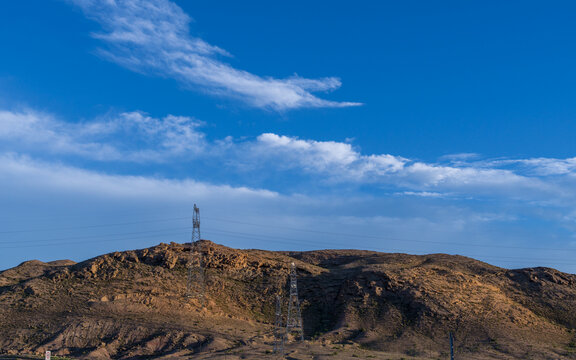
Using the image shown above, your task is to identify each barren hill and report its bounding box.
[1,241,576,359]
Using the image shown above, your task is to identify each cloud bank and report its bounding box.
[68,0,360,110]
[0,109,572,203]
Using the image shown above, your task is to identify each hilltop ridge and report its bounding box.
[1,240,576,359]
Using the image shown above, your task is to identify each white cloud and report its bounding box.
[400,191,444,197]
[511,158,576,176]
[0,110,121,159]
[67,0,360,110]
[251,133,407,179]
[0,152,277,200]
[245,133,554,198]
[0,110,205,162]
[439,152,481,162]
[2,108,576,203]
[97,111,207,157]
[402,162,526,188]
[256,133,362,168]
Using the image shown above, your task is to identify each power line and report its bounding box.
[1,214,576,268]
[0,206,190,222]
[0,221,575,267]
[0,216,190,234]
[202,228,576,266]
[0,230,189,249]
[0,213,574,254]
[203,217,576,253]
[0,226,192,245]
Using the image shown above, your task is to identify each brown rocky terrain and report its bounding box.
[1,240,576,359]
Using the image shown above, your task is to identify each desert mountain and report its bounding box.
[1,240,576,359]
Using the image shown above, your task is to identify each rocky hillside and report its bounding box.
[1,241,576,359]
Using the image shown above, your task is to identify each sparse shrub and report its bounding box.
[405,348,419,356]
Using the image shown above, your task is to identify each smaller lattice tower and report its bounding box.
[186,204,205,301]
[273,295,285,354]
[285,262,304,341]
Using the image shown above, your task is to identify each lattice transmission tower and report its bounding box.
[273,295,285,354]
[186,204,205,302]
[285,262,304,341]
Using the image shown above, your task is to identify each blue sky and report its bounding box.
[2,0,576,272]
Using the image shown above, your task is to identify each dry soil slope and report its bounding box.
[0,240,576,359]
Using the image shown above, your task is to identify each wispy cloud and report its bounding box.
[400,191,444,198]
[0,110,205,162]
[492,157,576,176]
[4,108,576,203]
[68,0,360,110]
[0,110,119,159]
[0,152,277,200]
[241,134,544,193]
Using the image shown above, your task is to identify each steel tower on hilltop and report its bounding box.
[186,204,205,302]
